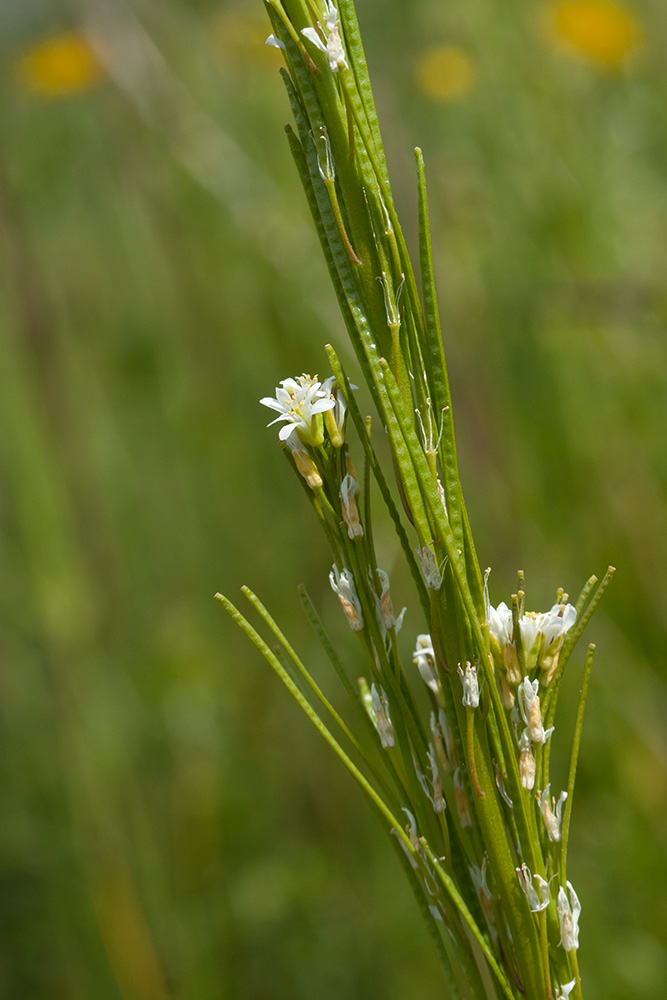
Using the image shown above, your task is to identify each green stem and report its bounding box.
[559,645,595,884]
[216,592,416,855]
[538,909,553,1000]
[466,707,485,799]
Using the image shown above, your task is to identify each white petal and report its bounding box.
[309,397,337,415]
[301,27,327,54]
[278,423,298,441]
[561,604,577,631]
[324,1,338,30]
[260,396,287,412]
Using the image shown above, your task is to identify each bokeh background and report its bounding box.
[1,0,666,998]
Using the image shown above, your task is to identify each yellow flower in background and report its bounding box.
[544,0,642,69]
[415,45,476,102]
[13,30,104,98]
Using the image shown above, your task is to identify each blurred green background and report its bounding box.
[1,0,666,998]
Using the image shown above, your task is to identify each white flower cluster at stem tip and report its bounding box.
[487,599,576,672]
[260,374,337,447]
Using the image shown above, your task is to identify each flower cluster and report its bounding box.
[516,864,582,958]
[260,374,337,446]
[261,363,592,988]
[487,598,576,700]
[260,373,353,493]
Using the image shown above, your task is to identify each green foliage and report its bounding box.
[223,3,617,996]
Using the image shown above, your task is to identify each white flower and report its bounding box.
[487,600,522,683]
[517,676,554,745]
[520,603,576,671]
[369,568,405,637]
[260,374,335,446]
[519,730,536,790]
[413,634,439,694]
[302,1,347,72]
[516,863,550,912]
[371,683,394,748]
[329,564,364,631]
[537,784,568,842]
[457,661,480,708]
[487,596,576,678]
[488,600,513,647]
[556,980,576,999]
[557,882,581,952]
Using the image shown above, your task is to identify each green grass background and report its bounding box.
[1,1,666,998]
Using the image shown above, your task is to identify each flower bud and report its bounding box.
[290,445,323,490]
[516,863,550,912]
[371,569,405,636]
[537,784,567,841]
[519,730,536,790]
[500,671,515,709]
[339,473,363,538]
[329,564,364,631]
[557,881,581,952]
[457,661,480,708]
[413,635,439,694]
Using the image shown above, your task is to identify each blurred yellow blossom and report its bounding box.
[544,0,642,69]
[13,30,104,98]
[415,45,476,102]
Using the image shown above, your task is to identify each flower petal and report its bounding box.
[301,27,327,54]
[278,423,298,441]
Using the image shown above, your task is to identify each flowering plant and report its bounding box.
[218,2,613,997]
